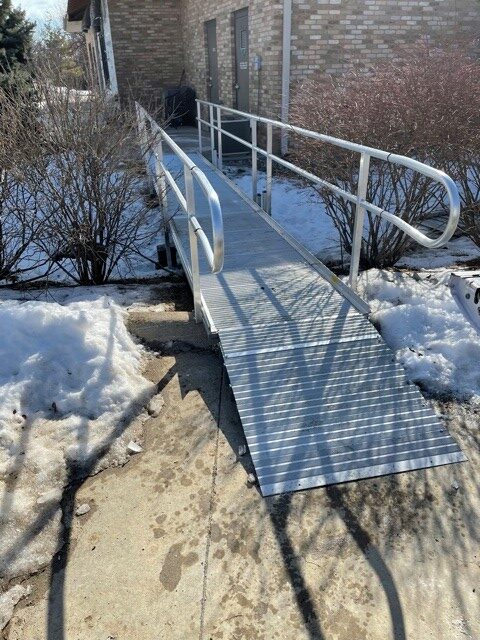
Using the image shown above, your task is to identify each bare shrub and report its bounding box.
[12,61,159,285]
[0,84,49,282]
[290,40,480,267]
[0,171,47,281]
[446,155,480,247]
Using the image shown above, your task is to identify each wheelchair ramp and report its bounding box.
[166,152,466,496]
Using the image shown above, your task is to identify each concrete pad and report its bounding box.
[5,304,480,640]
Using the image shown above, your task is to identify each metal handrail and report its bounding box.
[136,102,224,322]
[196,99,461,289]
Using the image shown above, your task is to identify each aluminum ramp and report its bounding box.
[165,152,465,496]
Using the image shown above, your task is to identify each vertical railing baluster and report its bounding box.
[136,104,148,162]
[216,106,223,171]
[155,131,172,267]
[209,104,216,166]
[197,101,203,156]
[349,152,371,290]
[266,122,273,215]
[185,166,201,322]
[251,118,258,203]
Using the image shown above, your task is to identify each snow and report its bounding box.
[0,282,175,311]
[75,504,91,517]
[357,269,480,401]
[147,394,165,418]
[225,166,340,262]
[225,165,480,271]
[0,584,31,630]
[398,235,479,269]
[0,296,155,584]
[1,168,165,286]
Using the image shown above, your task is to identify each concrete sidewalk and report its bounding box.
[6,299,479,640]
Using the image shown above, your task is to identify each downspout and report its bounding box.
[100,0,118,95]
[280,0,292,156]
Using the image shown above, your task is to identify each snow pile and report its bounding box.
[358,269,480,401]
[0,297,155,582]
[226,167,340,261]
[398,235,479,269]
[0,584,31,630]
[0,282,170,310]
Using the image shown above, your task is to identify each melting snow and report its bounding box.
[0,584,31,630]
[357,269,480,401]
[0,296,155,584]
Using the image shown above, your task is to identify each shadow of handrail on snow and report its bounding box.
[46,305,118,639]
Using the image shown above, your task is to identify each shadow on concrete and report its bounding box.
[2,297,478,640]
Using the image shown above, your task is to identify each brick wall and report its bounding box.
[180,1,284,119]
[290,0,480,81]
[105,0,480,117]
[108,0,184,106]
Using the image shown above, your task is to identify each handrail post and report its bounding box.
[154,133,172,268]
[209,104,217,167]
[185,166,202,323]
[251,117,258,202]
[197,101,203,156]
[266,122,273,215]
[349,152,370,290]
[216,105,223,171]
[136,105,148,162]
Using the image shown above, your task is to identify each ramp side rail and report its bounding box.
[136,102,224,323]
[196,99,460,290]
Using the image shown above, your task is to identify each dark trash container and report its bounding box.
[164,85,197,128]
[214,115,251,156]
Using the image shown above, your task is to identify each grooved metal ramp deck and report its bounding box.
[164,151,466,496]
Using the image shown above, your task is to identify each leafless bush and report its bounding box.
[290,40,480,267]
[0,84,49,282]
[0,172,47,281]
[0,59,160,286]
[445,156,480,247]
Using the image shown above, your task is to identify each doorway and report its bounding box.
[234,8,249,111]
[205,19,219,104]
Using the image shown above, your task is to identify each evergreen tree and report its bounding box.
[34,20,87,88]
[0,0,35,91]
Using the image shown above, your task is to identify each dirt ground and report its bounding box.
[4,282,479,640]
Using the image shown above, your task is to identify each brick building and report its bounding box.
[66,0,480,121]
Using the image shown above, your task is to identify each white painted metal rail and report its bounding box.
[196,99,461,289]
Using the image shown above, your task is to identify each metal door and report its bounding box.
[234,8,249,111]
[205,20,219,103]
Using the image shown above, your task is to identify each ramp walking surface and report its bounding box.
[164,151,465,496]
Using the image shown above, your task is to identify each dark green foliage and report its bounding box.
[33,20,88,88]
[0,0,35,91]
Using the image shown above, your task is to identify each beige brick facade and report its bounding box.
[104,0,480,116]
[290,0,480,80]
[180,1,284,118]
[108,0,184,105]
